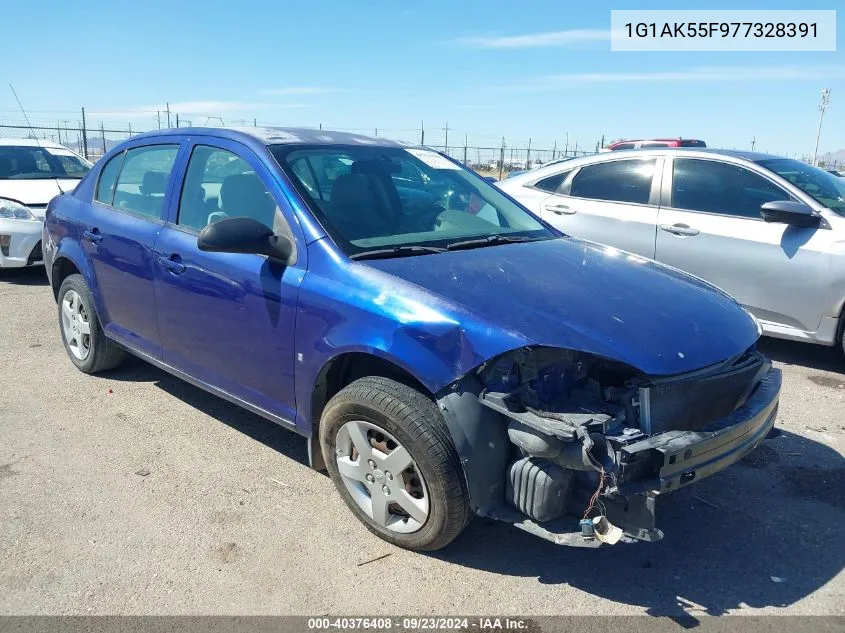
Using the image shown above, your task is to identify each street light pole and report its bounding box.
[812,88,831,167]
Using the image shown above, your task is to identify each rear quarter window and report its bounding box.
[95,152,125,205]
[531,170,572,193]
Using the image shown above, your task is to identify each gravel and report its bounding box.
[1,266,843,616]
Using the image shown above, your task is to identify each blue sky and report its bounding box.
[1,0,843,157]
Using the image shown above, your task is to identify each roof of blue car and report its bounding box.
[127,126,412,147]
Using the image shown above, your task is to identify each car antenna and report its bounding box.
[9,83,43,148]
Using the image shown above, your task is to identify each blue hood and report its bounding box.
[364,237,759,376]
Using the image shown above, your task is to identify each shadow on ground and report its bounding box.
[0,266,49,286]
[435,428,844,618]
[105,356,309,466]
[758,337,844,373]
[100,355,843,619]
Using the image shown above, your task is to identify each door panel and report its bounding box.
[655,208,829,332]
[655,157,831,335]
[539,158,660,259]
[540,195,658,258]
[152,140,304,424]
[153,226,301,422]
[83,206,163,357]
[81,143,181,358]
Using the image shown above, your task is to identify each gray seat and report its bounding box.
[328,173,397,241]
[220,173,275,227]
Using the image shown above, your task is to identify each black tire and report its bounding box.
[320,376,471,551]
[57,274,125,373]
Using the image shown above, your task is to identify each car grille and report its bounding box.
[638,351,767,435]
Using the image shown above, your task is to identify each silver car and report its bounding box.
[498,149,845,351]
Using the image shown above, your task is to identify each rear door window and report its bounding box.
[570,159,657,205]
[112,145,179,219]
[672,158,791,219]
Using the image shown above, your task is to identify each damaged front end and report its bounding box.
[436,345,781,547]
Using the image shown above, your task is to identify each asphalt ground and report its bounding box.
[1,265,842,617]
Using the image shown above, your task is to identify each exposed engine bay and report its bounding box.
[448,345,776,546]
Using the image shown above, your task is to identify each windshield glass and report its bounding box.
[0,145,92,180]
[758,158,845,215]
[270,144,554,256]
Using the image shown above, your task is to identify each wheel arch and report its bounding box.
[307,351,432,472]
[50,255,82,300]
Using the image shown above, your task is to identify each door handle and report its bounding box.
[545,204,576,215]
[82,228,103,245]
[157,254,186,274]
[659,223,700,236]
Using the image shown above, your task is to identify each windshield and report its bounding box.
[270,144,555,256]
[0,145,92,180]
[758,158,845,215]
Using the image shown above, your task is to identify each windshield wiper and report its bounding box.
[445,234,539,251]
[350,245,447,261]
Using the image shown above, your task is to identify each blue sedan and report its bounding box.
[43,127,780,550]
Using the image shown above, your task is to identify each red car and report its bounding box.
[605,138,706,151]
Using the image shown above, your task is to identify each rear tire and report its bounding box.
[58,274,125,374]
[320,376,471,551]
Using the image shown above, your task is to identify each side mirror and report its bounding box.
[198,216,293,263]
[760,201,820,228]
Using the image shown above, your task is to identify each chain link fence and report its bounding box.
[0,122,600,176]
[431,144,596,179]
[0,123,140,162]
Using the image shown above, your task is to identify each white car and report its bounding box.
[498,148,845,350]
[0,139,91,269]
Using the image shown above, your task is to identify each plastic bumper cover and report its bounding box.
[0,219,44,268]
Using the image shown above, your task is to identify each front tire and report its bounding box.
[58,274,125,374]
[320,376,471,551]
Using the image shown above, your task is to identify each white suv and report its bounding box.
[0,138,91,268]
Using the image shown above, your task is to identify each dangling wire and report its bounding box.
[582,469,607,520]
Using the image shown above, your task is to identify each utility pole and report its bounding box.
[600,134,605,149]
[420,121,424,145]
[57,121,62,146]
[463,133,468,165]
[157,110,161,129]
[499,137,505,181]
[812,88,831,166]
[128,122,132,137]
[552,140,557,160]
[81,108,89,160]
[374,128,378,136]
[564,132,569,157]
[254,118,257,126]
[751,136,756,151]
[166,102,171,128]
[100,122,106,156]
[526,138,532,168]
[443,122,449,154]
[176,113,180,128]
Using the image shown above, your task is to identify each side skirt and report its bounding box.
[111,338,304,437]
